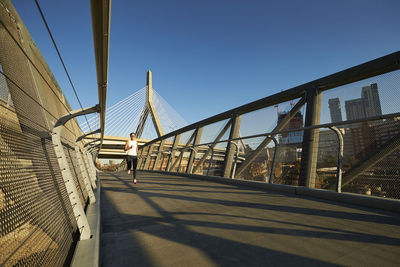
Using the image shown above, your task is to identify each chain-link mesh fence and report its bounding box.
[0,1,94,265]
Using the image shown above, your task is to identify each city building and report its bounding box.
[361,83,382,117]
[277,111,303,145]
[345,98,366,121]
[318,128,354,164]
[350,118,400,160]
[345,83,382,121]
[328,97,342,123]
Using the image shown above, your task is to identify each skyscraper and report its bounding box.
[328,98,342,123]
[361,83,382,117]
[345,83,382,121]
[345,98,366,121]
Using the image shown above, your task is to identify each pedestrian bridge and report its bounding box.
[0,0,400,266]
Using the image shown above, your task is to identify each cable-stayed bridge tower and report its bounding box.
[136,70,164,138]
[80,71,186,158]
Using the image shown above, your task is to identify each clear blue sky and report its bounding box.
[12,0,400,125]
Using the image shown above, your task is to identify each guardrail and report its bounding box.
[137,51,400,200]
[139,111,399,193]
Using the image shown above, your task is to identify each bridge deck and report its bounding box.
[100,171,400,266]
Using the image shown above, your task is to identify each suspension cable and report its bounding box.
[108,99,145,136]
[81,87,146,133]
[104,89,146,135]
[34,0,92,132]
[104,88,145,124]
[123,104,147,137]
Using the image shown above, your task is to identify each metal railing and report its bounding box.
[137,51,400,199]
[139,111,400,195]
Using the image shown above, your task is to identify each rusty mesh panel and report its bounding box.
[0,1,86,265]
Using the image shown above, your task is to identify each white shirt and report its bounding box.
[126,140,137,156]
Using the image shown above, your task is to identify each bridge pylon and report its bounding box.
[136,70,164,138]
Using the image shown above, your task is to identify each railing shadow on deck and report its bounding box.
[98,171,400,266]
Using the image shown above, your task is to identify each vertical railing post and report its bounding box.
[223,113,242,178]
[159,152,170,171]
[187,147,196,173]
[187,127,203,173]
[207,145,215,176]
[137,144,144,169]
[166,134,180,171]
[178,148,186,172]
[267,136,279,184]
[144,144,155,170]
[299,87,322,188]
[153,140,165,170]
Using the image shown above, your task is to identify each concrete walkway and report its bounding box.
[100,171,400,266]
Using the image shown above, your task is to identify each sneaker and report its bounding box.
[133,178,137,184]
[127,170,131,174]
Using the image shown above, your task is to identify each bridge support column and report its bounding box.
[299,88,322,188]
[51,105,100,240]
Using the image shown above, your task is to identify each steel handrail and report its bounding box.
[139,111,400,155]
